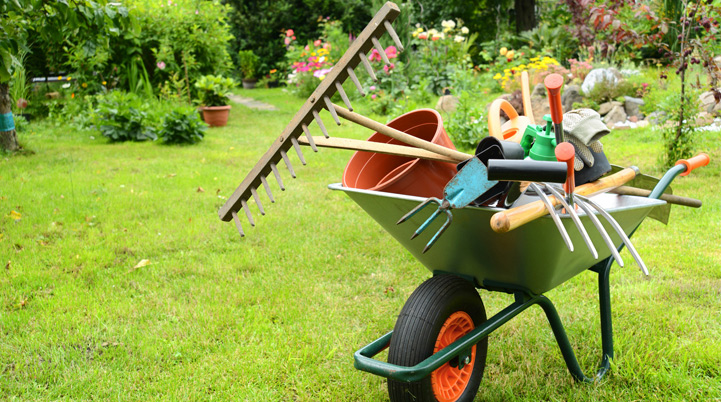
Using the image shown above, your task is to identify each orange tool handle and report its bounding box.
[490,167,638,233]
[675,153,710,176]
[544,74,564,124]
[555,142,575,195]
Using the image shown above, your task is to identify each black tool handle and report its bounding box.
[487,159,567,183]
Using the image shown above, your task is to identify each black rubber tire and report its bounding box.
[387,274,488,402]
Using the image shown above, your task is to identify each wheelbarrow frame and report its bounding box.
[353,162,691,384]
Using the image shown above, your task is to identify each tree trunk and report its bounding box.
[515,0,537,33]
[0,82,20,152]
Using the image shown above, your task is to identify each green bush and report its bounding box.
[159,108,206,144]
[238,50,260,79]
[94,91,158,142]
[445,91,488,150]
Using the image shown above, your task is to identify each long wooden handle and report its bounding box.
[296,136,457,162]
[611,186,702,208]
[490,167,639,233]
[332,104,471,163]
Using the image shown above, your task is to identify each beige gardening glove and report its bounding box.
[562,109,610,171]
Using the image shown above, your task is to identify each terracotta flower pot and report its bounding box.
[342,109,458,198]
[242,79,257,89]
[200,105,231,127]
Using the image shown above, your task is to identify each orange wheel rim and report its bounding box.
[431,311,476,402]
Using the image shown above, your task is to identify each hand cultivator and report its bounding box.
[220,3,711,401]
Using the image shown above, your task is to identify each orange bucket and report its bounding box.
[342,109,458,198]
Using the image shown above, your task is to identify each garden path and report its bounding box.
[229,94,278,111]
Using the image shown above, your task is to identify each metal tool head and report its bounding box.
[444,157,499,209]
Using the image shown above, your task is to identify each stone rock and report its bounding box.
[699,90,721,116]
[696,112,715,126]
[624,96,645,120]
[582,68,619,95]
[530,89,551,125]
[531,83,546,98]
[561,84,584,112]
[629,115,638,123]
[598,102,614,116]
[637,120,650,128]
[45,92,61,99]
[603,105,627,128]
[435,94,460,114]
[613,121,631,130]
[645,111,667,125]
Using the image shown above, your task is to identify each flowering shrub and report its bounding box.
[568,58,593,82]
[409,20,476,95]
[283,19,346,98]
[492,54,568,91]
[363,46,405,115]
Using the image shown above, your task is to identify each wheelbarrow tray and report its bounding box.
[330,183,666,295]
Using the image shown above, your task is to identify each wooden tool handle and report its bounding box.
[490,167,638,233]
[611,186,702,208]
[332,104,471,163]
[296,136,457,162]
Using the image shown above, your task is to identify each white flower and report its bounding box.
[428,28,438,35]
[432,32,445,40]
[461,27,469,34]
[454,35,465,43]
[62,83,71,89]
[415,23,421,28]
[441,20,456,29]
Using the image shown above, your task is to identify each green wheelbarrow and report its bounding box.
[333,154,709,402]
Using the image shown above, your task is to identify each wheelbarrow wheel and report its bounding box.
[387,274,487,402]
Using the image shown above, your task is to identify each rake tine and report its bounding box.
[323,96,341,125]
[260,175,275,203]
[371,36,391,65]
[290,137,307,165]
[231,211,245,237]
[545,184,598,259]
[250,187,265,215]
[412,208,443,240]
[529,183,574,252]
[383,20,404,52]
[301,124,318,152]
[279,150,296,178]
[270,163,285,191]
[347,67,365,96]
[312,110,330,138]
[574,197,624,267]
[240,199,255,227]
[397,197,440,225]
[359,52,378,82]
[423,210,453,253]
[576,195,648,276]
[335,81,353,111]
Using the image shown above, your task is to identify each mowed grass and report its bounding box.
[1,87,719,401]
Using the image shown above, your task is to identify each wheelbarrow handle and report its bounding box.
[676,153,710,177]
[490,167,639,233]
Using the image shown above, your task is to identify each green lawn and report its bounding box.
[1,88,720,401]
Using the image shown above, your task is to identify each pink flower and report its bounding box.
[314,39,322,47]
[304,45,310,51]
[385,46,398,59]
[292,36,296,40]
[369,85,376,91]
[323,42,331,50]
[383,63,395,74]
[284,37,291,45]
[313,68,332,78]
[286,29,294,37]
[371,94,377,99]
[369,49,381,62]
[157,61,166,70]
[195,10,198,14]
[418,33,428,40]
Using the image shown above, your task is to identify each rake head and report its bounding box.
[219,2,405,236]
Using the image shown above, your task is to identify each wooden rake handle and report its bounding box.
[490,167,639,233]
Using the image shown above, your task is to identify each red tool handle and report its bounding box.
[555,142,575,195]
[675,153,710,176]
[544,74,564,124]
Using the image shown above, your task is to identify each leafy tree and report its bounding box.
[0,0,128,151]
